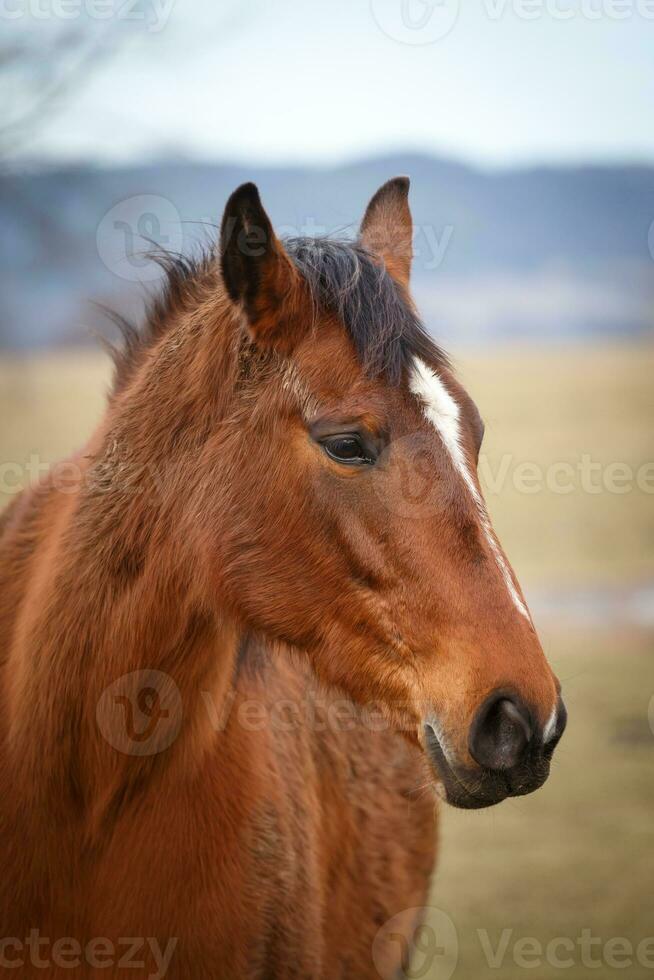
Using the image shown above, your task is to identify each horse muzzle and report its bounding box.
[424,693,567,810]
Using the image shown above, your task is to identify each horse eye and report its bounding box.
[322,434,374,466]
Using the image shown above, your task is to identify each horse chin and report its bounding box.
[424,723,552,810]
[433,773,510,811]
[430,761,510,810]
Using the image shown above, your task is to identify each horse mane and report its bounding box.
[105,250,216,396]
[107,237,449,394]
[286,238,449,384]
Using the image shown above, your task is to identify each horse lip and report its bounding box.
[423,722,510,810]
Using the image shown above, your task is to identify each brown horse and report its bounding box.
[0,177,566,978]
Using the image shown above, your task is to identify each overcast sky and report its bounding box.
[11,0,654,169]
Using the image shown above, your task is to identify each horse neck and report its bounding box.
[3,296,244,819]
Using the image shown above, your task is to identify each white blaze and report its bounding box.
[409,356,530,621]
[542,706,558,743]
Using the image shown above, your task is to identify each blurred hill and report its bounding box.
[1,152,653,348]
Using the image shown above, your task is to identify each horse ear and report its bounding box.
[220,182,303,351]
[359,176,413,289]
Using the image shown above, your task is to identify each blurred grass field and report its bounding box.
[1,342,653,978]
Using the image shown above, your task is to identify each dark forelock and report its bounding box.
[285,237,448,385]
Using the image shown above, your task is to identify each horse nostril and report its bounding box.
[469,694,533,772]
